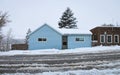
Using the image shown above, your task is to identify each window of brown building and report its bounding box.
[114,35,119,43]
[107,35,112,43]
[93,34,97,40]
[100,35,105,43]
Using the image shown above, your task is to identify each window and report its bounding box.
[38,38,47,42]
[63,42,67,45]
[76,38,84,41]
[43,38,47,41]
[107,35,112,43]
[38,38,42,41]
[114,35,119,43]
[100,35,105,43]
[93,34,97,40]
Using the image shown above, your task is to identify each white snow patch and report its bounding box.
[0,45,120,56]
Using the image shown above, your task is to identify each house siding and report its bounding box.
[28,25,62,50]
[90,26,120,46]
[67,34,91,49]
[28,24,92,50]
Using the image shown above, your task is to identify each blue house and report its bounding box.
[28,24,91,50]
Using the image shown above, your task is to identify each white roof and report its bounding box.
[50,24,92,35]
[57,28,91,35]
[30,24,92,36]
[50,25,92,35]
[98,25,120,27]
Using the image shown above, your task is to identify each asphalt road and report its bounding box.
[0,50,120,73]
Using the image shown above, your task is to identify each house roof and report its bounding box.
[29,24,91,36]
[90,25,120,31]
[57,28,91,35]
[98,25,120,28]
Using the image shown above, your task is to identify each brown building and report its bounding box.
[90,25,120,46]
[11,44,28,50]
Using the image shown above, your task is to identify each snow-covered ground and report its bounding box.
[1,60,120,75]
[1,68,120,75]
[1,46,120,75]
[0,45,120,56]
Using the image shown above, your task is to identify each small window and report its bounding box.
[100,35,105,43]
[76,38,84,41]
[38,38,42,41]
[43,38,47,41]
[114,35,119,43]
[93,34,97,40]
[107,35,112,43]
[38,38,47,42]
[76,38,80,41]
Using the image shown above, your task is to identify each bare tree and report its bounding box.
[0,34,3,50]
[0,12,10,29]
[0,11,10,51]
[5,28,13,51]
[25,28,31,44]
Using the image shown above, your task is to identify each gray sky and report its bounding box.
[0,0,120,39]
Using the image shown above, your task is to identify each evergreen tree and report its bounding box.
[58,8,77,29]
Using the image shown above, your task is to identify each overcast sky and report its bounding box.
[0,0,120,39]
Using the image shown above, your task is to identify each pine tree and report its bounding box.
[58,8,77,29]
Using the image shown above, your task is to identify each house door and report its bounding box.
[62,36,68,49]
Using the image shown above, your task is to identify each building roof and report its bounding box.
[90,25,120,31]
[57,28,91,35]
[98,25,120,28]
[29,24,91,36]
[48,24,91,35]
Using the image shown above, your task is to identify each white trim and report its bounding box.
[100,35,105,43]
[107,35,112,43]
[114,35,119,43]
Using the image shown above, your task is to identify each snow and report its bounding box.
[98,25,120,27]
[50,24,92,35]
[0,45,120,56]
[1,60,120,75]
[98,60,120,67]
[1,68,120,75]
[29,24,91,38]
[1,45,120,75]
[57,28,91,35]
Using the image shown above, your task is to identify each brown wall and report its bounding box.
[11,44,28,50]
[90,27,120,46]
